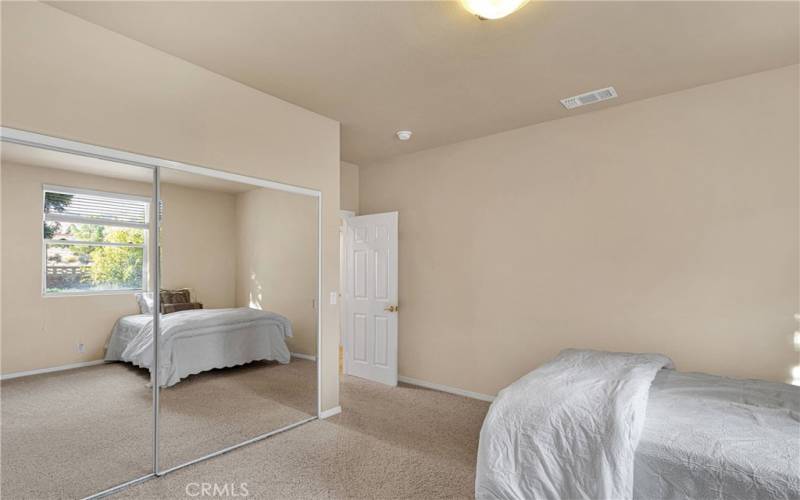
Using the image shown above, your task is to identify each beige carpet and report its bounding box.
[115,375,491,499]
[2,363,489,499]
[1,359,317,499]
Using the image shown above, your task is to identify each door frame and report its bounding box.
[339,210,355,375]
[0,126,324,498]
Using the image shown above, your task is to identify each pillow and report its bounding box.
[162,302,203,315]
[160,288,191,306]
[135,292,154,314]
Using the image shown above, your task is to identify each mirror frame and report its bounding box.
[0,127,323,499]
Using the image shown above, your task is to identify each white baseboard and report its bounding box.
[398,375,495,402]
[319,405,342,419]
[1,359,106,380]
[291,352,317,362]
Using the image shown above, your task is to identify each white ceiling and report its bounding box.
[51,1,800,165]
[1,142,257,193]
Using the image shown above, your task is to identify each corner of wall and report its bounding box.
[340,161,359,214]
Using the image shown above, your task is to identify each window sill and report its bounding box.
[42,289,143,298]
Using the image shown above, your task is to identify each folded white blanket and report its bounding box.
[476,349,673,500]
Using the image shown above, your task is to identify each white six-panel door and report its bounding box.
[343,212,398,386]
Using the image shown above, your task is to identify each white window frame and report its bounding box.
[42,184,151,297]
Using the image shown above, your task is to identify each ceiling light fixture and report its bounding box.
[461,0,529,20]
[396,130,413,141]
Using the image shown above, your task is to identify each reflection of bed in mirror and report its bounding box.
[106,307,293,387]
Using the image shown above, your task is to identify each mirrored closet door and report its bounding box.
[1,130,322,498]
[155,167,319,472]
[0,142,156,499]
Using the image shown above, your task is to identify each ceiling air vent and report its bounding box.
[560,86,618,110]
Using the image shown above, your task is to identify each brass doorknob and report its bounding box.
[384,305,398,313]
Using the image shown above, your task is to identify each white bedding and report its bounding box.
[634,370,800,500]
[476,349,800,500]
[105,307,292,387]
[475,349,673,499]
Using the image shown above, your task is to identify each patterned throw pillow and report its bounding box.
[159,288,191,307]
[162,302,203,314]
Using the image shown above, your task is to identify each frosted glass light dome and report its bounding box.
[461,0,529,20]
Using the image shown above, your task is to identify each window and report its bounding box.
[43,185,150,295]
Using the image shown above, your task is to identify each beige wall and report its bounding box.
[1,162,150,373]
[160,182,237,308]
[360,65,800,396]
[0,162,239,374]
[236,189,318,356]
[1,2,340,410]
[340,161,359,214]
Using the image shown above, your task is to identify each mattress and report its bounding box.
[634,370,800,499]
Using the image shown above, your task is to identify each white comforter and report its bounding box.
[476,349,673,500]
[634,370,800,499]
[106,307,292,387]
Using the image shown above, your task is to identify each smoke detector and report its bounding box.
[396,130,413,141]
[560,86,618,110]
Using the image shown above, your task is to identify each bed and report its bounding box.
[475,349,800,500]
[105,307,293,387]
[634,370,799,499]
